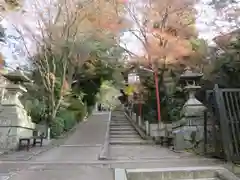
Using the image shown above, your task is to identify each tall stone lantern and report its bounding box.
[2,67,32,106]
[179,67,205,118]
[172,67,206,153]
[0,68,35,150]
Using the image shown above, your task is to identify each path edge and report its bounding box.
[98,111,112,160]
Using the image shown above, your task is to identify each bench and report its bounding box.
[18,133,44,151]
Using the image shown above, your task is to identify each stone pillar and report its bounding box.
[145,121,149,135]
[138,116,142,127]
[0,84,35,150]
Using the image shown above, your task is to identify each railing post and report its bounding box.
[203,110,207,154]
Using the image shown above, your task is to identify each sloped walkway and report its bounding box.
[0,111,226,180]
[34,112,110,162]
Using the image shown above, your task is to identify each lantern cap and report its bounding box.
[180,67,203,81]
[2,67,32,84]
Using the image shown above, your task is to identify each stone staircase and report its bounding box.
[110,111,148,145]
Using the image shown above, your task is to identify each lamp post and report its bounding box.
[154,71,161,122]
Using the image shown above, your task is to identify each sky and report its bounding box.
[0,0,54,68]
[121,0,240,56]
[0,0,239,68]
[195,0,240,44]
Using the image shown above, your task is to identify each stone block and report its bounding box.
[149,123,167,137]
[0,102,35,150]
[172,125,205,152]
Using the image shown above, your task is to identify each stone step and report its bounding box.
[110,130,135,133]
[110,128,136,132]
[111,116,126,119]
[111,119,128,121]
[110,134,140,138]
[110,126,133,129]
[111,121,129,124]
[110,125,132,128]
[111,122,129,124]
[110,139,149,145]
[111,120,129,123]
[110,131,138,135]
[111,127,135,130]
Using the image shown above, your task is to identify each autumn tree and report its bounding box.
[120,0,210,122]
[124,0,203,69]
[15,0,127,125]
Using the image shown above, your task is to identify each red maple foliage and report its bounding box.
[126,0,200,69]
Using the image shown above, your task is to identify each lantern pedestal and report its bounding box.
[172,68,206,153]
[0,69,36,150]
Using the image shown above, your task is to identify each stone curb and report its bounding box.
[216,168,240,180]
[224,163,240,177]
[98,111,112,160]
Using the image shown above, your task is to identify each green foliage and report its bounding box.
[97,80,122,109]
[74,50,124,110]
[23,99,47,124]
[50,117,64,137]
[209,37,240,87]
[190,38,207,51]
[161,91,185,122]
[140,71,167,123]
[67,97,87,121]
[57,109,76,131]
[138,68,185,123]
[22,33,124,137]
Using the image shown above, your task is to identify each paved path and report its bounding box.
[33,113,110,163]
[0,111,225,180]
[0,112,113,180]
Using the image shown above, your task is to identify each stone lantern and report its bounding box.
[179,67,205,118]
[0,67,35,150]
[2,67,32,106]
[172,67,206,153]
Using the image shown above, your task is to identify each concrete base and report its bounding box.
[172,126,204,153]
[115,167,240,180]
[0,104,35,150]
[149,123,166,137]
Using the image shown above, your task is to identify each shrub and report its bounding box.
[50,117,64,137]
[57,109,77,131]
[24,99,47,124]
[67,98,87,121]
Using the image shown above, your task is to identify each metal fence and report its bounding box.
[204,84,240,163]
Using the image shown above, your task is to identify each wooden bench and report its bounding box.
[18,133,44,151]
